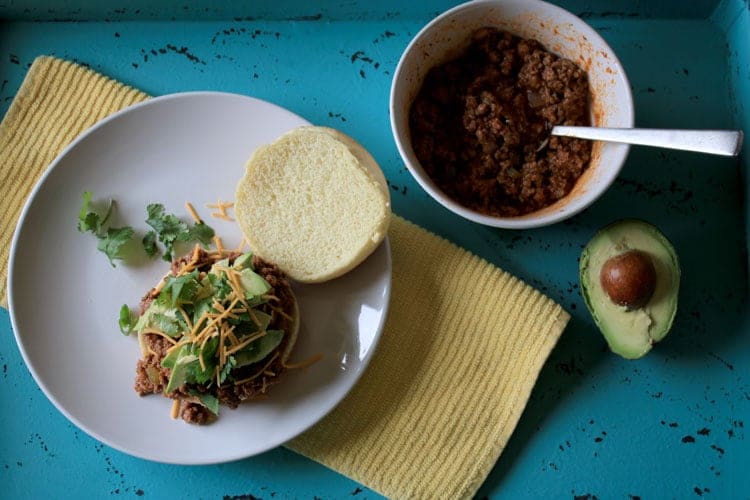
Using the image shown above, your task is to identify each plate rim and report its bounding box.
[7,90,392,464]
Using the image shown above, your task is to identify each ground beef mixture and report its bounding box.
[134,249,296,424]
[409,28,593,216]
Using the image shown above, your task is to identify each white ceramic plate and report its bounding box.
[8,92,391,464]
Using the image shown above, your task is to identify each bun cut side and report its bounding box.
[235,126,391,283]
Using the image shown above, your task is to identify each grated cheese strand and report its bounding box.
[219,319,227,369]
[233,351,279,386]
[199,330,217,351]
[176,244,204,276]
[206,199,235,221]
[194,297,240,343]
[225,330,267,357]
[283,352,324,370]
[185,201,202,223]
[213,235,224,254]
[165,340,184,356]
[140,328,179,344]
[177,306,193,332]
[225,325,240,347]
[189,311,210,341]
[170,399,180,419]
[226,268,261,327]
[234,238,247,253]
[272,305,293,321]
[151,272,171,295]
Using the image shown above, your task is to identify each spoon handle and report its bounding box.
[551,126,744,157]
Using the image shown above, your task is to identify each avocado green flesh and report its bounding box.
[580,219,680,359]
[239,268,271,296]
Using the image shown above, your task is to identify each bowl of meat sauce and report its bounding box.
[390,0,634,228]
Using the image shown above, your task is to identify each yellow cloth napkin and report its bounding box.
[0,56,569,499]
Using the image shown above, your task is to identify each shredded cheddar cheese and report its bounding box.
[234,238,247,253]
[206,199,235,221]
[233,351,279,386]
[213,235,225,254]
[170,399,180,419]
[283,352,324,370]
[140,328,179,344]
[185,201,202,223]
[225,330,267,356]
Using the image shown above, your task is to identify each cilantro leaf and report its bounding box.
[78,192,136,266]
[205,273,232,301]
[79,212,100,234]
[78,191,115,236]
[145,203,188,262]
[145,203,215,262]
[77,191,106,234]
[78,191,93,230]
[142,230,158,257]
[118,304,136,335]
[151,312,183,337]
[161,270,201,306]
[192,336,219,384]
[192,297,215,326]
[187,221,214,245]
[96,226,135,267]
[219,355,237,384]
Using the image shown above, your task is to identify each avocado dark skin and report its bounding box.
[579,219,680,359]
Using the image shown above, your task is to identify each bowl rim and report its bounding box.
[389,0,635,229]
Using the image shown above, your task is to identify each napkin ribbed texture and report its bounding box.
[287,216,568,498]
[0,57,148,306]
[0,56,569,499]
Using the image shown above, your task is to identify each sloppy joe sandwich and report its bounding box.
[235,126,391,283]
[133,245,299,424]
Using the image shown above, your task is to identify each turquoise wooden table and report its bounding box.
[1,1,748,497]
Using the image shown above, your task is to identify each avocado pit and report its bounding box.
[600,249,657,309]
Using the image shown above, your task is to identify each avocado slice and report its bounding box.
[232,251,254,271]
[239,268,271,296]
[579,219,680,359]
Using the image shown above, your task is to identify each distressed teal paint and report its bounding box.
[0,0,722,21]
[0,1,748,498]
[712,0,750,281]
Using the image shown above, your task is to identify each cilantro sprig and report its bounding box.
[77,191,135,267]
[144,203,215,262]
[78,192,215,265]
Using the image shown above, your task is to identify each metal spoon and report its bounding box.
[551,126,744,157]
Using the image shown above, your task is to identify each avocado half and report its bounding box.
[579,219,681,359]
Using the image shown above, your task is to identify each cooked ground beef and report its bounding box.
[409,27,593,216]
[133,249,296,424]
[134,334,171,395]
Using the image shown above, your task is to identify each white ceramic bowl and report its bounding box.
[390,0,635,229]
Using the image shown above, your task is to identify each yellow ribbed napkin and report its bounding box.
[1,56,569,499]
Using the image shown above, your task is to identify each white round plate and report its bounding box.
[8,92,391,464]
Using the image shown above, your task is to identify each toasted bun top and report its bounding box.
[235,126,391,283]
